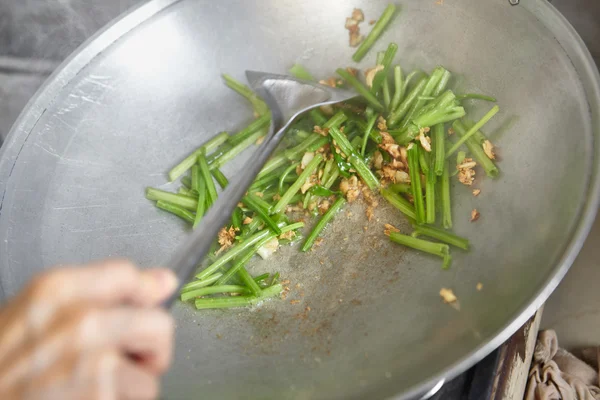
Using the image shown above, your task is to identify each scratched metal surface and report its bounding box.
[0,1,599,399]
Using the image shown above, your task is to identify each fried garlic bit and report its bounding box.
[340,175,361,203]
[243,217,253,225]
[476,282,483,291]
[365,65,384,88]
[440,288,457,304]
[470,209,480,222]
[457,157,477,186]
[373,150,384,170]
[279,230,296,240]
[217,226,239,254]
[383,223,400,236]
[472,189,481,197]
[318,200,331,215]
[448,127,455,136]
[300,173,318,194]
[377,116,388,132]
[345,8,365,47]
[313,126,329,137]
[346,67,359,77]
[418,131,432,153]
[352,8,365,21]
[318,77,338,88]
[482,140,496,160]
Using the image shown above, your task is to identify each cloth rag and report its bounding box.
[526,330,600,400]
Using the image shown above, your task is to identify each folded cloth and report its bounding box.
[526,330,600,400]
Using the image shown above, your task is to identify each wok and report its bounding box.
[1,0,599,399]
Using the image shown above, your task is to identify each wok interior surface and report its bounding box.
[0,0,599,399]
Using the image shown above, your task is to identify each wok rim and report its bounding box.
[0,0,598,398]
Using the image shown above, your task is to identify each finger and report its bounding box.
[116,356,160,400]
[26,260,178,310]
[80,307,175,374]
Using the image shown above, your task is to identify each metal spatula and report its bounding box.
[163,71,356,306]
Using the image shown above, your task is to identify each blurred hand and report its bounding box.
[0,260,178,400]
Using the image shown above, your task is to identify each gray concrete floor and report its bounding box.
[0,0,599,352]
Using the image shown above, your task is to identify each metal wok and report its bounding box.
[0,0,599,399]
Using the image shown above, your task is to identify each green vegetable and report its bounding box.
[243,194,281,235]
[390,65,404,112]
[228,114,271,146]
[156,200,195,224]
[181,285,249,302]
[412,224,469,250]
[381,188,416,220]
[457,93,497,102]
[441,161,452,229]
[408,145,425,224]
[198,153,218,205]
[388,232,451,269]
[273,154,323,214]
[302,197,346,251]
[371,43,398,95]
[168,132,229,181]
[452,120,499,178]
[146,188,197,211]
[432,124,446,176]
[446,105,499,158]
[211,167,229,188]
[289,64,315,81]
[425,165,436,225]
[194,284,282,310]
[193,178,207,229]
[336,68,384,111]
[222,74,269,116]
[352,4,397,62]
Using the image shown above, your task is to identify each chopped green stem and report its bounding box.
[323,111,349,129]
[399,67,446,129]
[197,223,303,280]
[243,195,281,235]
[178,187,196,197]
[181,273,223,292]
[425,166,436,225]
[211,167,229,188]
[302,197,346,251]
[408,145,426,224]
[388,77,427,127]
[441,161,452,229]
[246,192,272,212]
[432,70,452,97]
[146,188,197,211]
[273,154,323,214]
[462,118,490,145]
[457,93,497,102]
[289,63,315,81]
[336,68,384,111]
[372,43,398,94]
[194,284,282,310]
[168,132,229,181]
[237,267,262,296]
[254,273,270,283]
[222,74,269,116]
[452,120,499,178]
[193,178,207,228]
[388,232,450,260]
[252,166,287,191]
[412,225,469,250]
[388,183,411,194]
[402,70,424,94]
[181,285,249,302]
[419,150,430,174]
[433,124,446,176]
[231,207,243,230]
[198,153,218,205]
[352,4,397,62]
[156,200,195,223]
[321,158,334,186]
[181,176,192,189]
[279,163,300,194]
[228,114,271,146]
[309,185,341,197]
[258,134,327,178]
[446,105,499,159]
[211,127,266,169]
[394,106,466,145]
[329,126,379,190]
[380,188,416,220]
[310,109,328,126]
[382,79,391,110]
[323,168,340,189]
[390,65,404,112]
[191,165,199,191]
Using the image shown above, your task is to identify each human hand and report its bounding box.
[0,260,178,400]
